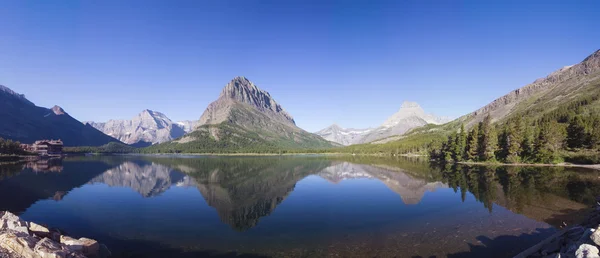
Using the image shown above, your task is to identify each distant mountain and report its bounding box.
[315,124,373,146]
[146,77,333,153]
[0,85,119,146]
[87,110,198,147]
[316,101,450,145]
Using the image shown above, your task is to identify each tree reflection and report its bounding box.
[437,163,600,226]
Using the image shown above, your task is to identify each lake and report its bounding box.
[1,155,599,257]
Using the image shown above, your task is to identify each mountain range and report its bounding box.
[86,110,198,147]
[316,101,450,145]
[0,85,118,146]
[3,49,598,152]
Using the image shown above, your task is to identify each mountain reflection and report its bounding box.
[83,157,452,230]
[3,156,600,233]
[89,161,187,197]
[318,162,447,204]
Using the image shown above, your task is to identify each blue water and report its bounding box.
[1,156,598,257]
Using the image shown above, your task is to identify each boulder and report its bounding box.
[29,222,51,238]
[59,235,100,256]
[576,244,600,258]
[60,235,83,252]
[34,238,68,258]
[78,237,99,256]
[0,230,39,258]
[1,211,29,235]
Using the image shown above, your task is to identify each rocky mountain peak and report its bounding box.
[51,105,66,115]
[199,77,296,126]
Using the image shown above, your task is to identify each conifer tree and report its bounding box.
[506,120,522,163]
[477,115,498,161]
[454,124,467,162]
[443,133,456,162]
[534,120,565,163]
[567,116,586,149]
[521,124,535,162]
[465,124,479,161]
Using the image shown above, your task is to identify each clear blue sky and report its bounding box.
[1,0,598,132]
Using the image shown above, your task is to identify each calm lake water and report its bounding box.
[1,155,600,257]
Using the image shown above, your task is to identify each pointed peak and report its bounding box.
[140,109,154,115]
[51,105,66,115]
[231,76,250,83]
[400,101,422,109]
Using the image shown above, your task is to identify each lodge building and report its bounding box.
[28,139,64,156]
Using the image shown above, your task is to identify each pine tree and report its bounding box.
[465,124,479,161]
[454,124,467,162]
[486,125,499,161]
[498,127,509,161]
[478,115,498,161]
[521,123,535,162]
[534,120,565,163]
[506,120,522,163]
[567,116,586,149]
[443,133,456,162]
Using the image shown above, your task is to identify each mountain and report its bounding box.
[87,110,198,147]
[0,85,119,146]
[145,77,334,153]
[316,101,450,145]
[460,49,600,127]
[315,124,373,146]
[353,49,600,157]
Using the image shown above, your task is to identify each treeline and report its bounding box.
[0,137,28,155]
[63,142,137,154]
[330,132,445,156]
[431,94,600,164]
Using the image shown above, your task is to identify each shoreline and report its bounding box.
[457,161,600,170]
[514,201,600,257]
[0,211,109,257]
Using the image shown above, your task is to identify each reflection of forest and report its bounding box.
[440,164,600,227]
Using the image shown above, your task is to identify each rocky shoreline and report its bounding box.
[0,211,109,258]
[515,199,600,258]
